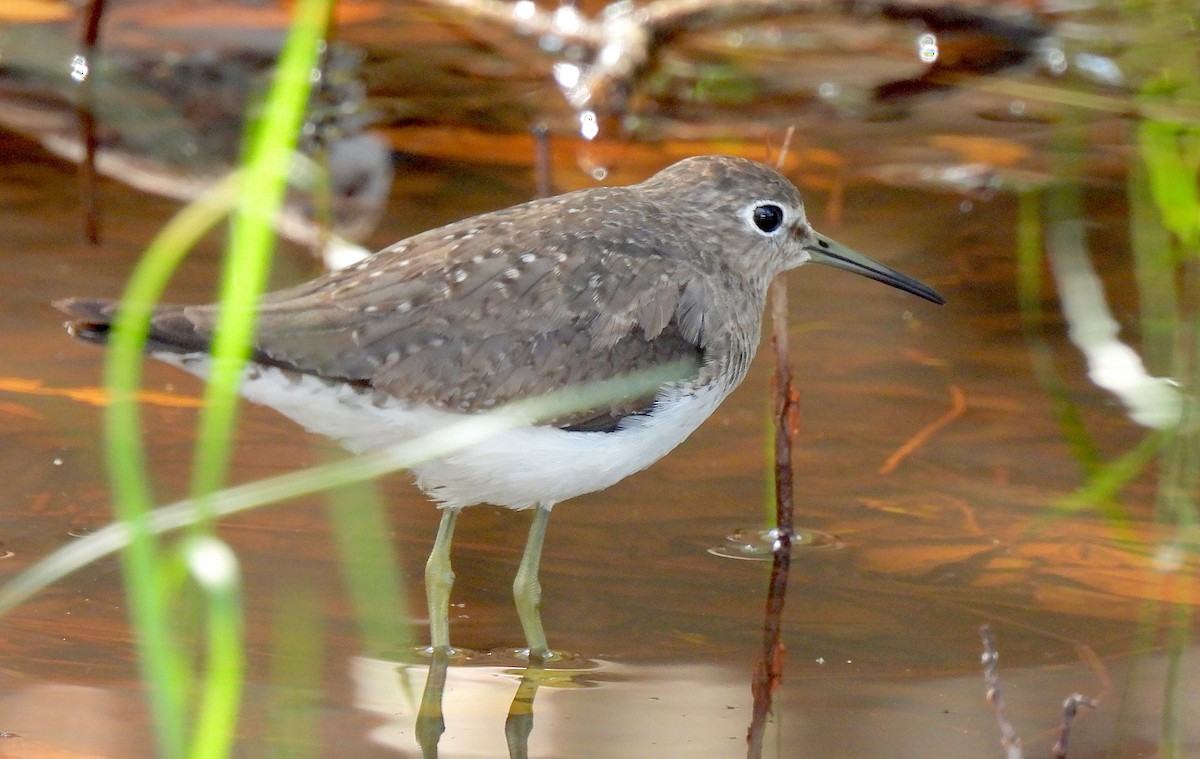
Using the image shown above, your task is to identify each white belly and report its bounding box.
[159,354,732,510]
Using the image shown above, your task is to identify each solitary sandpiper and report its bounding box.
[56,155,944,658]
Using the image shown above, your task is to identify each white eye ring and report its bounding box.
[742,201,789,236]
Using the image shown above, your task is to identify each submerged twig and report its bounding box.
[1052,693,1098,759]
[878,384,966,475]
[980,624,1024,759]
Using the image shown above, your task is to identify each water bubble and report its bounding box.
[578,110,599,141]
[1043,46,1067,76]
[917,33,938,64]
[69,54,89,83]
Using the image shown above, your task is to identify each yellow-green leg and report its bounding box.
[513,505,551,659]
[424,507,460,653]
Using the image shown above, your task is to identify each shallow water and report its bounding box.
[1,1,1198,758]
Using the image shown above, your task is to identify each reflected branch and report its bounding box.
[745,541,791,759]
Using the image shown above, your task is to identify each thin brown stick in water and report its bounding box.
[879,384,966,475]
[980,625,1025,759]
[746,127,798,759]
[532,124,552,198]
[1052,693,1098,759]
[768,125,799,529]
[77,0,106,244]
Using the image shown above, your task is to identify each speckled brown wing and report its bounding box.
[69,187,711,430]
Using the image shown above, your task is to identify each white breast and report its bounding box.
[158,353,735,510]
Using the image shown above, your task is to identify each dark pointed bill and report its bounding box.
[806,232,945,305]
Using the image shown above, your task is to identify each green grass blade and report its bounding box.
[180,537,245,759]
[327,482,415,653]
[103,172,243,759]
[190,0,333,503]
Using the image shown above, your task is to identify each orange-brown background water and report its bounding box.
[1,1,1197,757]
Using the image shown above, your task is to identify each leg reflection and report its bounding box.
[415,648,451,759]
[504,659,544,759]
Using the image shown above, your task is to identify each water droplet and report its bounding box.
[818,82,840,99]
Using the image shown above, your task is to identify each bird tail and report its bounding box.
[53,298,214,355]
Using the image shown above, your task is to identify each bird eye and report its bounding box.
[751,203,785,234]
